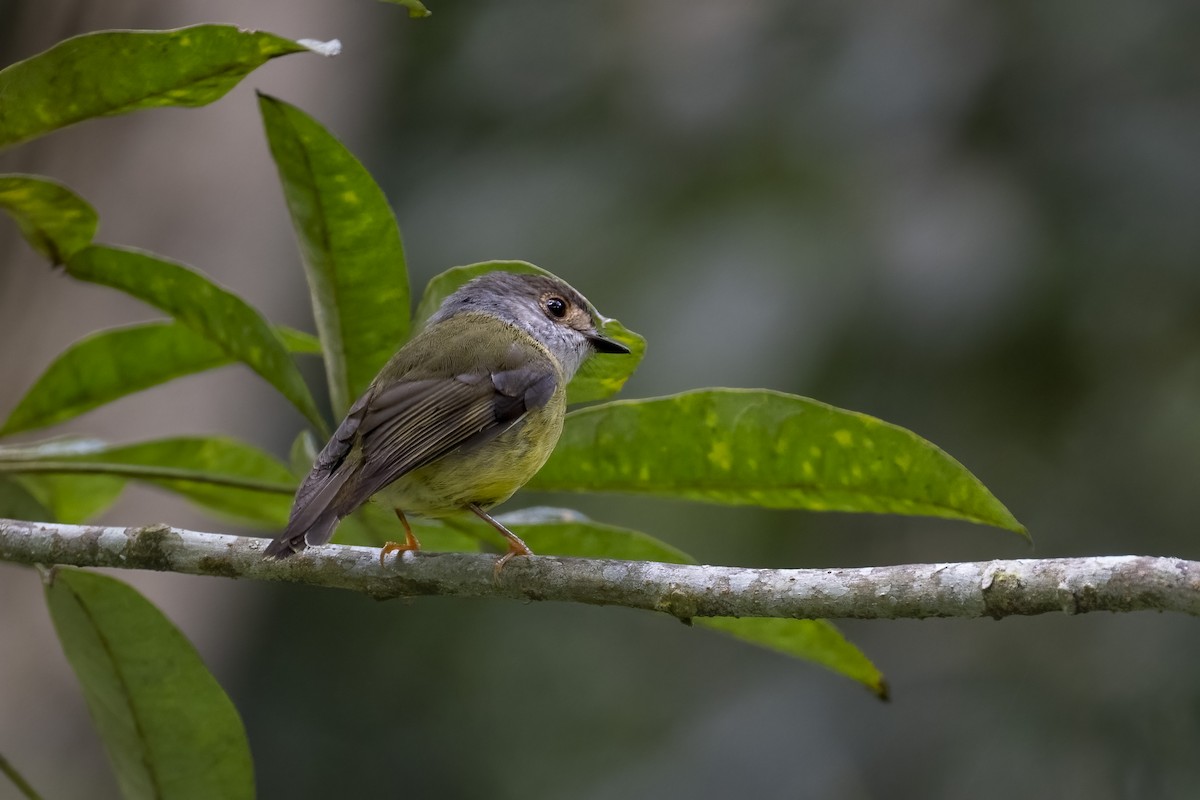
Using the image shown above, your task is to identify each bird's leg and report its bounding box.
[469,503,533,578]
[379,508,422,566]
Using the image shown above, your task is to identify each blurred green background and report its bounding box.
[2,1,1200,797]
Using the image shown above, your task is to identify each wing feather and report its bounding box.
[341,367,554,510]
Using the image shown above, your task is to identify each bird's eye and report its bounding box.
[545,296,568,319]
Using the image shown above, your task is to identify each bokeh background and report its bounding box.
[3,0,1200,797]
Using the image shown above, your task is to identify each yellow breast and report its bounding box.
[375,390,565,517]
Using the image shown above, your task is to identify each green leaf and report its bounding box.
[335,503,482,552]
[259,93,409,417]
[440,506,690,561]
[45,568,254,800]
[2,321,321,436]
[0,174,96,263]
[277,325,322,354]
[0,321,223,436]
[413,260,540,329]
[346,505,680,558]
[531,388,1027,535]
[16,473,126,523]
[451,506,882,691]
[288,429,320,479]
[0,436,295,526]
[0,25,335,149]
[492,506,693,562]
[698,617,888,698]
[415,261,644,404]
[566,317,646,405]
[0,751,45,800]
[379,0,434,18]
[314,498,883,691]
[0,438,125,522]
[64,245,328,434]
[92,438,296,526]
[0,474,53,521]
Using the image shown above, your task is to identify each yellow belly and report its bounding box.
[373,398,564,518]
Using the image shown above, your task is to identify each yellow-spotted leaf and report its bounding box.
[277,327,323,354]
[530,389,1026,536]
[566,316,646,405]
[45,569,253,800]
[415,261,644,404]
[0,174,97,263]
[2,321,320,436]
[259,94,409,418]
[0,25,335,149]
[64,245,327,434]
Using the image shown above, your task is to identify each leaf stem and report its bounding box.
[0,752,45,800]
[0,461,295,494]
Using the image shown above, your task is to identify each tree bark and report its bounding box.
[2,517,1198,620]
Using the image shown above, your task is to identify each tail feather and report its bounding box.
[262,511,340,559]
[263,453,357,559]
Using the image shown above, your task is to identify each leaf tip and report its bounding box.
[987,504,1031,543]
[378,0,433,17]
[37,564,59,586]
[296,38,342,57]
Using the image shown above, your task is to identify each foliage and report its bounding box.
[0,20,1023,798]
[45,568,254,800]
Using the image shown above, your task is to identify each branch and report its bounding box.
[2,518,1198,620]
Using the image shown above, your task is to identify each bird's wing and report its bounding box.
[345,365,559,509]
[265,363,558,557]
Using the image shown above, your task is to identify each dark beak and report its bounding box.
[586,331,631,354]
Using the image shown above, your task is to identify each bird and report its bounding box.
[262,271,630,571]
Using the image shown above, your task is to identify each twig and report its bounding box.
[1,518,1198,620]
[0,751,44,800]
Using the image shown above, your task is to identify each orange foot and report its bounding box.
[468,503,534,580]
[492,537,534,580]
[379,508,422,566]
